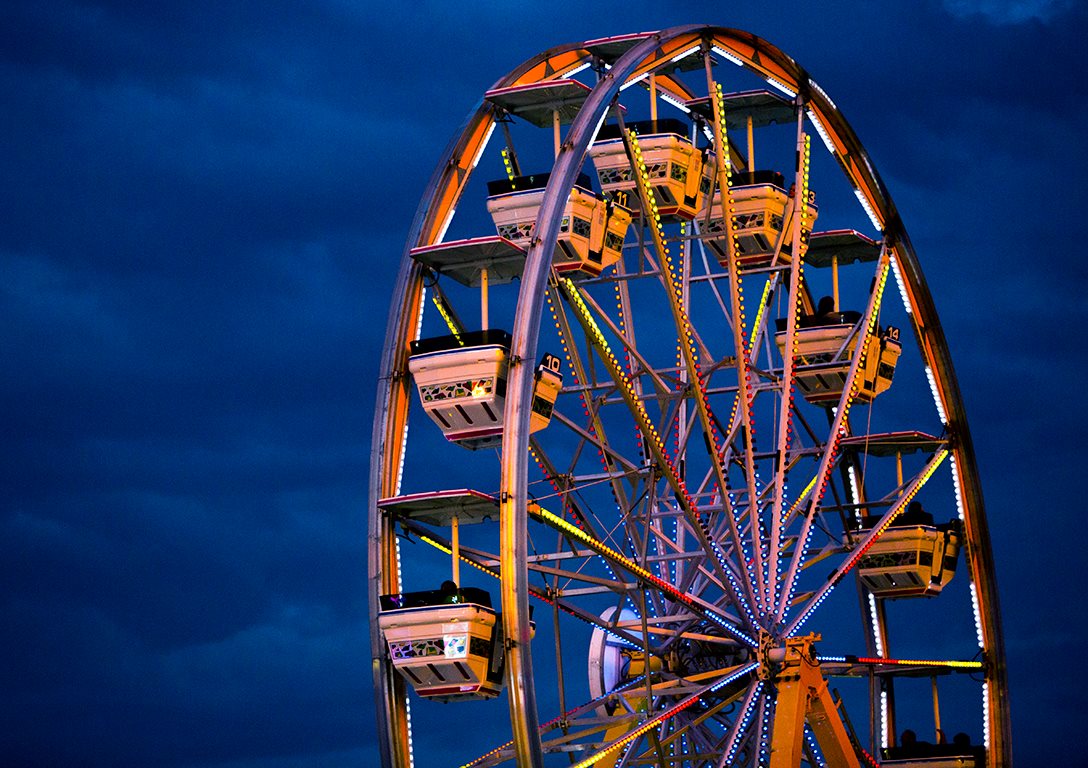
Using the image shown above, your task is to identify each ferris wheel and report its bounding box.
[368,25,1009,768]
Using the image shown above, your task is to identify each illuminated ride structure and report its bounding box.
[369,26,1008,768]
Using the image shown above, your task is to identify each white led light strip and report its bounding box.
[564,61,592,79]
[924,365,949,425]
[889,254,913,315]
[658,91,691,113]
[405,693,415,767]
[982,681,991,748]
[469,122,496,170]
[619,71,649,91]
[868,592,885,657]
[847,465,861,520]
[880,689,889,749]
[949,453,966,521]
[711,45,744,67]
[765,76,797,98]
[808,78,838,110]
[854,188,883,232]
[806,108,837,155]
[669,44,700,63]
[435,207,456,244]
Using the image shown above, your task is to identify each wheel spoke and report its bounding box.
[558,277,758,625]
[785,448,949,636]
[533,501,756,646]
[568,664,757,768]
[768,114,811,614]
[776,249,892,621]
[714,680,764,768]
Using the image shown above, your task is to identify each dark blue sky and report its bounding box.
[2,1,1084,766]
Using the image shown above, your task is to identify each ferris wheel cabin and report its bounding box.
[378,587,505,702]
[408,331,562,450]
[701,170,819,269]
[486,172,632,276]
[773,231,903,405]
[408,330,512,450]
[588,118,711,221]
[848,502,961,598]
[684,89,819,269]
[775,316,902,405]
[405,236,564,450]
[376,491,513,702]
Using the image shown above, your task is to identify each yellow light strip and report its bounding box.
[559,278,671,482]
[748,278,774,350]
[532,502,756,646]
[783,473,819,520]
[501,147,516,182]
[417,534,501,580]
[621,130,756,615]
[776,253,893,621]
[785,447,949,636]
[531,504,686,601]
[769,131,810,609]
[544,283,632,520]
[458,675,653,768]
[431,293,463,340]
[841,449,949,572]
[711,79,768,611]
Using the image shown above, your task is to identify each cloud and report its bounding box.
[942,0,1077,24]
[1,593,374,767]
[1,3,1083,766]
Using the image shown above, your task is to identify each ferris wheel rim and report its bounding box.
[369,24,1009,768]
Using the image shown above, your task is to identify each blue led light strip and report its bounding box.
[721,680,765,765]
[567,663,758,768]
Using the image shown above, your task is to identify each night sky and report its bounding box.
[2,1,1085,766]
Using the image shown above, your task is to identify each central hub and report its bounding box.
[757,631,822,681]
[588,608,753,707]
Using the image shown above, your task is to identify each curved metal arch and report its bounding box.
[497,28,707,766]
[367,37,602,768]
[370,23,1009,767]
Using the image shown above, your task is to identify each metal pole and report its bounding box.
[451,513,460,586]
[553,109,560,159]
[747,114,755,171]
[481,267,489,330]
[499,31,704,768]
[650,72,657,122]
[832,253,840,312]
[931,675,942,743]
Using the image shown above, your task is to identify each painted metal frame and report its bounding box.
[368,24,1009,768]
